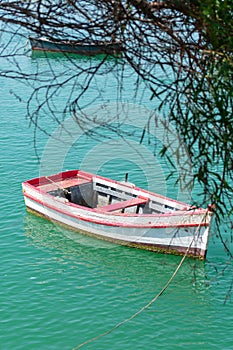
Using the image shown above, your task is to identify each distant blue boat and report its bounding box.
[29,36,122,55]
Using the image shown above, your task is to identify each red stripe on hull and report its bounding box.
[23,191,209,229]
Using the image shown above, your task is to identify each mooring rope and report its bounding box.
[72,209,209,350]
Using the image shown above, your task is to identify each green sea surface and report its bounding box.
[0,29,233,350]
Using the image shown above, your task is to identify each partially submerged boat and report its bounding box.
[22,170,213,259]
[28,36,122,55]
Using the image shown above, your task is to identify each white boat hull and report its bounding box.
[22,171,213,259]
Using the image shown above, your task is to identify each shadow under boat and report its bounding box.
[30,49,122,62]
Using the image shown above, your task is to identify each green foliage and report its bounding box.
[198,0,233,51]
[165,49,233,228]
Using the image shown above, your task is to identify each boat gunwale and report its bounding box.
[29,36,121,47]
[23,169,197,209]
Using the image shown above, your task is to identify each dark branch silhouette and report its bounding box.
[0,0,233,262]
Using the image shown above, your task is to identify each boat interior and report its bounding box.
[46,175,181,215]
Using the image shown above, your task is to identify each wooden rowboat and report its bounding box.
[22,170,214,259]
[28,36,122,55]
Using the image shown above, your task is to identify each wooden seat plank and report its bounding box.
[98,196,148,212]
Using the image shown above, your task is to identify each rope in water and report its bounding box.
[72,209,209,350]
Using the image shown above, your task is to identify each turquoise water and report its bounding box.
[1,29,233,350]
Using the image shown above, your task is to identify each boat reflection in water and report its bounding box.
[24,211,208,294]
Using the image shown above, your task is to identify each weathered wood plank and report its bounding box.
[98,196,148,212]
